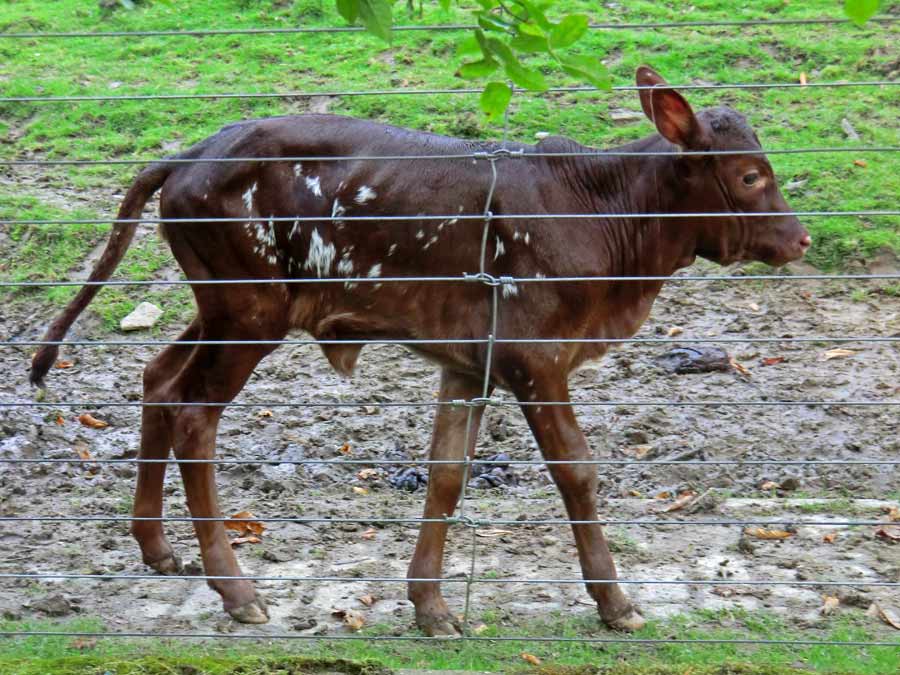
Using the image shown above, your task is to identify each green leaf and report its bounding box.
[439,0,452,10]
[475,0,499,10]
[844,0,879,25]
[549,14,589,49]
[516,21,545,37]
[559,54,611,90]
[358,0,392,43]
[456,35,481,57]
[335,0,359,24]
[515,0,552,30]
[510,32,549,53]
[480,82,512,119]
[477,13,514,33]
[484,36,548,91]
[458,57,500,79]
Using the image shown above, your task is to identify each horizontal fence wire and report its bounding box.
[1,16,896,39]
[2,400,899,408]
[4,146,900,166]
[1,458,898,466]
[1,574,898,587]
[3,272,900,288]
[3,336,899,346]
[0,516,891,526]
[4,79,900,104]
[4,210,899,226]
[4,18,899,655]
[3,632,898,647]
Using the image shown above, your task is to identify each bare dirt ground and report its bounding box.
[1,234,899,639]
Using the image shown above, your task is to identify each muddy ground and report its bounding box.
[1,227,899,639]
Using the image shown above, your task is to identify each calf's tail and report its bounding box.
[29,163,172,388]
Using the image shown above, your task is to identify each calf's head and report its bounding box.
[636,66,811,267]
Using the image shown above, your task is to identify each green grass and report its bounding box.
[0,0,898,318]
[2,608,900,674]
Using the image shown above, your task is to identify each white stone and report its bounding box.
[120,302,163,331]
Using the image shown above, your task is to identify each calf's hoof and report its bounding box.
[227,595,270,624]
[603,605,646,632]
[416,612,463,638]
[146,553,183,576]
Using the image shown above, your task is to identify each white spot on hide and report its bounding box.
[304,228,336,277]
[415,230,424,240]
[305,175,323,197]
[355,185,376,204]
[368,263,382,278]
[388,243,398,256]
[501,282,519,299]
[293,163,303,177]
[242,182,258,212]
[494,236,505,261]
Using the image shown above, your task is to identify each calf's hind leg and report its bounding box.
[167,337,276,624]
[132,320,202,575]
[407,369,487,636]
[515,373,645,631]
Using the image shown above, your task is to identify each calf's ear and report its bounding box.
[636,65,701,149]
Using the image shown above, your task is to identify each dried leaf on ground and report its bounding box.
[475,529,515,538]
[821,595,840,615]
[760,357,785,366]
[356,468,378,480]
[884,506,900,522]
[257,409,273,418]
[75,442,93,462]
[352,486,369,496]
[875,524,900,541]
[866,603,900,630]
[69,638,97,650]
[339,442,352,455]
[729,357,751,377]
[224,510,266,537]
[744,527,793,540]
[358,594,377,607]
[760,480,779,490]
[78,413,109,429]
[521,653,542,666]
[823,532,838,544]
[799,72,808,85]
[360,528,377,540]
[821,348,856,361]
[622,444,652,460]
[853,159,868,168]
[55,414,65,426]
[230,535,261,547]
[663,491,697,513]
[667,326,684,337]
[55,360,75,369]
[332,608,365,631]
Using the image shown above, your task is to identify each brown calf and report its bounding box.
[31,66,810,635]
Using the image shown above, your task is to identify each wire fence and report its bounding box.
[1,11,900,658]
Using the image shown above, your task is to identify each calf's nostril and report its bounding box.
[799,235,812,248]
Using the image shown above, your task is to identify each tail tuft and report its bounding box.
[30,345,59,388]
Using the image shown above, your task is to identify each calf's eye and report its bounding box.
[742,171,760,186]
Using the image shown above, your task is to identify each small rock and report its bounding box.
[653,347,731,374]
[32,594,73,617]
[120,302,163,331]
[779,476,801,491]
[534,131,550,140]
[610,108,645,123]
[840,118,860,141]
[292,617,318,631]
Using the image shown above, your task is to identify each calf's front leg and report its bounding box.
[407,368,487,636]
[515,373,645,631]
